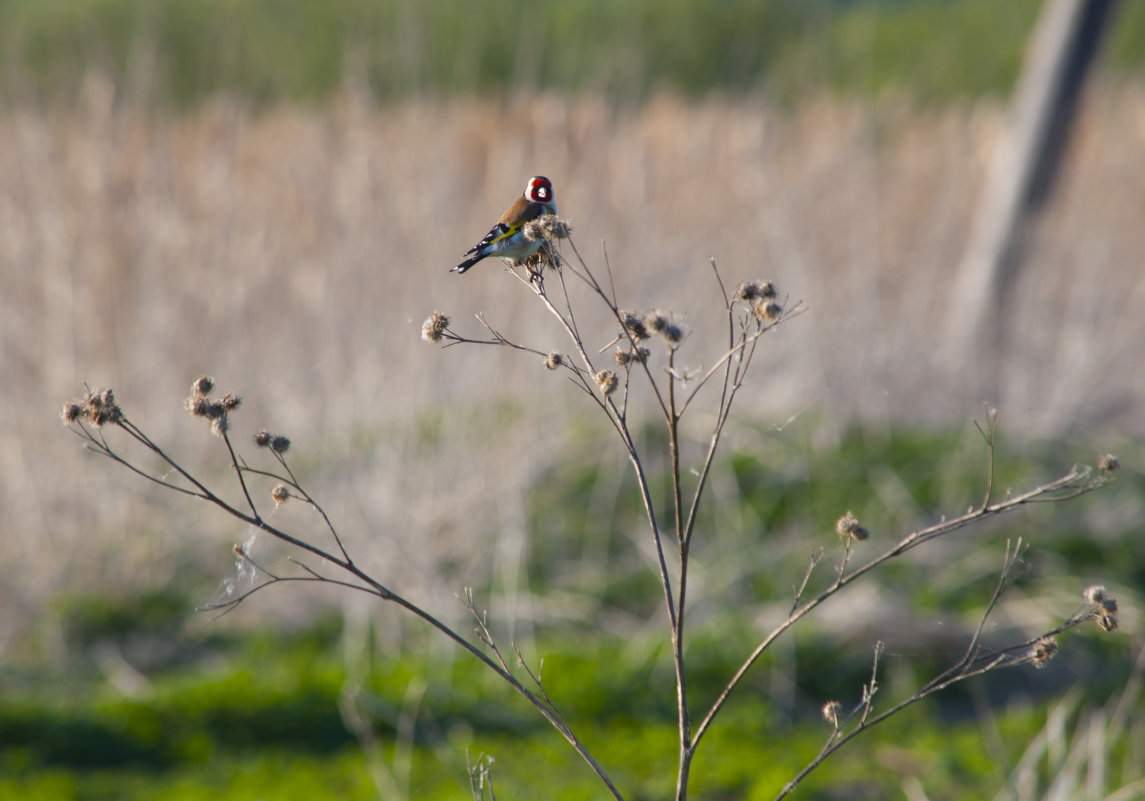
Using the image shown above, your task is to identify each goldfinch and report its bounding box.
[452,176,557,274]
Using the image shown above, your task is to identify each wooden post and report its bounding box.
[947,0,1118,374]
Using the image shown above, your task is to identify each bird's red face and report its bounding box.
[525,176,553,203]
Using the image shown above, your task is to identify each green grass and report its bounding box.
[1,618,1129,800]
[3,0,1145,108]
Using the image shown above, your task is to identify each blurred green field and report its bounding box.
[2,0,1145,106]
[2,618,1121,801]
[4,422,1140,800]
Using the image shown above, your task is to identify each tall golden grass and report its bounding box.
[2,79,1142,650]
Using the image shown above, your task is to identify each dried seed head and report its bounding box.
[1084,585,1107,604]
[523,245,561,272]
[544,351,563,371]
[547,217,572,239]
[821,700,842,727]
[1097,454,1119,474]
[256,430,291,453]
[271,483,290,505]
[61,402,82,424]
[233,543,245,557]
[645,310,669,334]
[220,392,242,411]
[595,369,619,396]
[522,214,572,242]
[80,387,123,427]
[421,311,450,343]
[644,310,685,344]
[835,511,870,542]
[753,298,783,324]
[736,280,777,301]
[1030,637,1058,669]
[1094,590,1119,632]
[619,310,649,342]
[614,347,651,366]
[184,394,212,418]
[209,414,230,437]
[192,376,214,396]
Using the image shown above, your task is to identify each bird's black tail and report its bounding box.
[452,254,483,274]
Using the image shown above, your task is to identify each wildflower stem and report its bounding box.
[665,347,694,800]
[691,462,1108,756]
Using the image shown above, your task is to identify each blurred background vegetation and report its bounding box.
[1,0,1143,799]
[2,0,1145,106]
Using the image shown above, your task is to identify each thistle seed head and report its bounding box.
[1084,585,1107,604]
[192,376,214,395]
[77,387,123,427]
[595,369,619,396]
[421,311,450,343]
[821,700,842,728]
[1030,637,1058,669]
[736,280,777,301]
[619,310,650,342]
[522,215,572,242]
[835,511,870,542]
[209,414,230,437]
[753,299,783,324]
[615,347,650,366]
[61,402,82,424]
[185,394,212,418]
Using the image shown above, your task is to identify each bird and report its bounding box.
[452,176,557,274]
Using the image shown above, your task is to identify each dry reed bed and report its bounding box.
[1,84,1142,649]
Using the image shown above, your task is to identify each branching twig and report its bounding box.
[773,540,1107,801]
[63,397,627,801]
[692,462,1109,754]
[66,217,1120,801]
[416,229,1115,801]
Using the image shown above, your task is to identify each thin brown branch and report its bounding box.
[512,644,572,732]
[692,462,1108,752]
[924,538,1026,691]
[974,405,999,510]
[664,347,694,801]
[222,429,260,519]
[773,558,1099,801]
[517,252,678,641]
[562,236,670,420]
[68,423,206,499]
[677,302,806,417]
[73,401,627,799]
[791,549,824,613]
